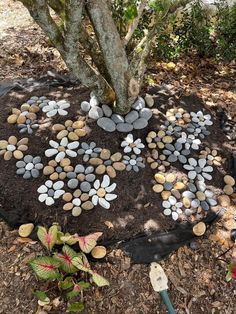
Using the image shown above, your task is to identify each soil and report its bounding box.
[0,1,236,314]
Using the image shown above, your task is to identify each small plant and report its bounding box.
[29,224,109,312]
[226,260,236,282]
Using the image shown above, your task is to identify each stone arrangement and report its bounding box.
[81,94,153,133]
[1,94,235,222]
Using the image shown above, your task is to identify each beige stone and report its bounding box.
[26,112,37,120]
[193,222,206,236]
[148,143,157,149]
[18,223,34,238]
[43,166,54,175]
[107,166,116,178]
[17,145,28,151]
[90,158,103,166]
[68,132,79,141]
[91,246,107,259]
[153,184,163,193]
[113,162,125,171]
[218,195,230,207]
[17,115,26,124]
[82,201,94,210]
[4,151,12,160]
[174,182,185,190]
[72,121,84,129]
[21,103,30,111]
[0,149,6,156]
[63,193,73,202]
[65,120,73,127]
[60,158,71,167]
[50,172,59,180]
[100,149,111,160]
[148,131,156,138]
[63,203,73,211]
[13,150,23,159]
[59,172,66,180]
[0,140,8,150]
[151,149,159,159]
[171,189,181,199]
[48,160,57,167]
[196,191,206,201]
[157,130,165,138]
[145,94,154,108]
[12,108,21,115]
[154,173,165,184]
[161,191,171,200]
[72,207,82,217]
[166,173,175,183]
[57,130,68,140]
[183,197,191,208]
[17,138,28,146]
[224,175,235,186]
[96,164,106,175]
[162,136,173,144]
[52,124,65,131]
[75,129,86,137]
[223,185,234,195]
[64,166,73,172]
[111,152,122,162]
[77,173,86,181]
[150,162,158,169]
[8,136,17,145]
[73,189,82,198]
[7,114,18,124]
[157,142,165,149]
[80,193,89,202]
[146,136,152,143]
[29,105,40,113]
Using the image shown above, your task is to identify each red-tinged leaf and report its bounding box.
[37,225,58,251]
[29,256,61,280]
[92,273,109,287]
[54,245,78,273]
[77,232,103,253]
[226,260,236,281]
[58,276,74,290]
[72,253,93,274]
[67,301,84,312]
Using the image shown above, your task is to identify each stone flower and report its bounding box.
[26,95,50,108]
[43,158,74,180]
[147,149,170,170]
[177,132,201,150]
[66,164,96,191]
[37,180,65,206]
[190,111,213,127]
[160,121,183,137]
[89,174,117,209]
[7,103,39,125]
[121,133,145,154]
[146,130,173,150]
[187,123,210,139]
[42,100,70,117]
[122,154,145,172]
[163,142,190,163]
[152,172,186,195]
[199,147,223,166]
[162,196,183,221]
[77,142,102,162]
[183,158,213,181]
[16,155,43,179]
[18,119,39,134]
[166,108,191,124]
[45,137,79,162]
[63,189,94,216]
[52,120,87,141]
[0,136,28,160]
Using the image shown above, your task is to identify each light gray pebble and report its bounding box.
[80,181,91,192]
[33,156,41,164]
[85,166,94,174]
[16,161,25,168]
[68,179,79,189]
[132,97,145,111]
[133,118,148,130]
[168,155,177,163]
[56,166,63,173]
[139,108,152,121]
[24,155,33,163]
[30,96,39,100]
[182,191,195,198]
[75,165,85,173]
[35,163,43,170]
[188,171,197,180]
[102,104,112,117]
[31,169,40,178]
[86,174,95,182]
[48,189,55,197]
[201,201,209,211]
[67,172,77,179]
[179,155,187,163]
[16,168,26,175]
[89,106,103,120]
[116,123,133,133]
[188,183,197,192]
[81,101,90,112]
[23,171,31,179]
[111,114,124,124]
[125,110,139,124]
[97,117,116,132]
[207,198,217,206]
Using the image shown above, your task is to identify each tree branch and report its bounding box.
[123,0,148,47]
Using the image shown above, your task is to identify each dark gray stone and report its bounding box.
[80,181,91,192]
[111,114,124,124]
[97,117,116,132]
[133,118,148,130]
[125,110,139,124]
[116,123,133,133]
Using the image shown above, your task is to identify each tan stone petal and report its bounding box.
[113,162,125,171]
[8,136,17,145]
[89,157,103,166]
[111,152,122,162]
[52,124,65,131]
[72,121,84,129]
[17,115,26,124]
[0,140,8,149]
[13,150,23,159]
[4,151,12,160]
[7,114,18,124]
[57,130,69,140]
[68,132,79,141]
[17,145,28,152]
[65,120,73,127]
[17,138,29,146]
[107,166,116,178]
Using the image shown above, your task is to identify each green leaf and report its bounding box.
[72,253,93,274]
[226,271,232,282]
[66,284,81,299]
[54,245,78,274]
[37,225,58,251]
[67,302,84,313]
[33,290,50,303]
[92,273,109,287]
[29,256,61,280]
[58,276,74,290]
[60,233,78,246]
[124,4,138,21]
[78,281,90,289]
[77,232,102,253]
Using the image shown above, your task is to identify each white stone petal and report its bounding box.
[42,105,51,112]
[105,183,116,193]
[58,109,68,116]
[168,196,176,205]
[49,140,59,149]
[124,146,132,153]
[89,188,97,196]
[55,151,65,162]
[92,194,99,205]
[126,133,133,144]
[184,165,194,171]
[53,181,64,190]
[93,179,100,190]
[45,180,53,188]
[45,148,58,158]
[199,158,206,168]
[162,201,170,208]
[188,171,197,180]
[189,158,197,167]
[101,174,110,188]
[105,193,117,201]
[67,141,80,150]
[38,193,48,202]
[133,147,141,155]
[45,197,55,206]
[37,185,48,194]
[72,198,81,206]
[60,137,68,147]
[202,173,212,180]
[58,101,70,109]
[99,197,110,209]
[203,166,213,173]
[54,189,65,199]
[172,212,179,221]
[66,150,77,158]
[121,140,128,147]
[163,208,171,216]
[47,109,57,117]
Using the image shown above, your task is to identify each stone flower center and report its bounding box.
[130,143,136,148]
[97,188,106,198]
[58,146,66,152]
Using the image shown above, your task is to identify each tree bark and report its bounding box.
[86,0,137,114]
